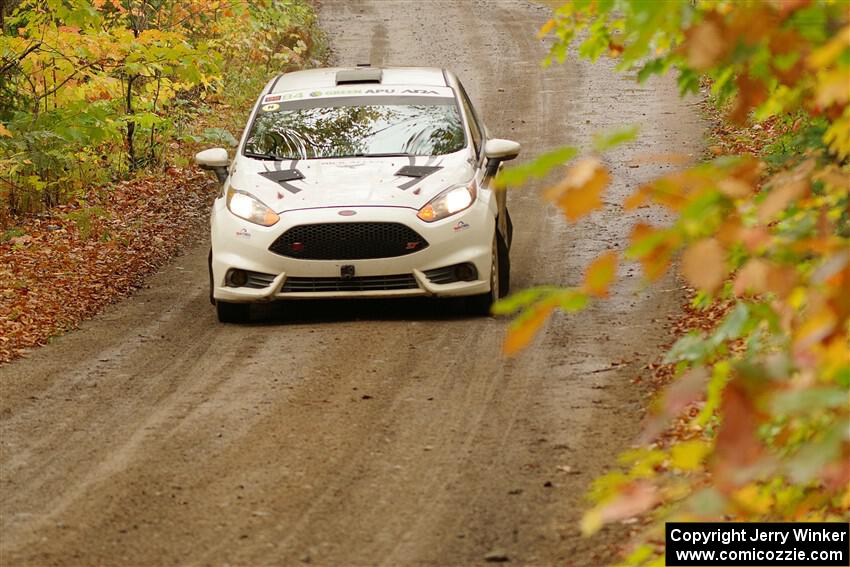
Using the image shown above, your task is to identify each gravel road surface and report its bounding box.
[0,1,703,565]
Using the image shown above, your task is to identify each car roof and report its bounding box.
[269,66,449,93]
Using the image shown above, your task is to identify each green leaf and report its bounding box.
[202,128,239,147]
[772,388,850,414]
[494,146,578,188]
[492,287,555,315]
[710,302,750,345]
[592,125,639,152]
[664,332,710,364]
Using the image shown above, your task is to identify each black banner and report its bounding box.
[666,522,850,566]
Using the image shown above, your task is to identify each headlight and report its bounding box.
[417,181,477,222]
[226,187,279,226]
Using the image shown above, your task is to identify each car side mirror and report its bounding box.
[484,138,521,177]
[195,148,230,183]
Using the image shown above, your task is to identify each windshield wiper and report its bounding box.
[335,152,416,158]
[244,152,286,161]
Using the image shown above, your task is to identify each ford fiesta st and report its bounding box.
[195,66,520,323]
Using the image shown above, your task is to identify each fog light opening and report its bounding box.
[454,263,478,282]
[226,269,248,287]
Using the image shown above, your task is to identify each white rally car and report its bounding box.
[195,66,520,322]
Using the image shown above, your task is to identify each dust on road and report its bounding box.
[0,1,703,565]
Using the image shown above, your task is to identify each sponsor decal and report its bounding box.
[307,88,443,98]
[263,92,304,104]
[452,220,471,232]
[235,228,251,239]
[405,241,421,250]
[261,103,280,112]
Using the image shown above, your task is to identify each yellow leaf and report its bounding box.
[0,124,12,138]
[681,238,727,293]
[582,481,658,535]
[670,440,711,471]
[580,508,603,536]
[583,251,618,298]
[503,300,557,357]
[808,25,850,69]
[795,309,837,352]
[732,484,774,515]
[815,68,850,107]
[544,157,609,222]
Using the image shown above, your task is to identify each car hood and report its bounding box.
[228,152,474,213]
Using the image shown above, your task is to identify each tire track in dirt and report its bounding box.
[0,1,703,565]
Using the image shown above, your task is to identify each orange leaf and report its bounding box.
[623,187,649,211]
[681,238,727,293]
[740,227,771,252]
[544,158,610,222]
[765,264,798,298]
[712,379,765,490]
[734,258,770,296]
[730,72,768,124]
[683,13,730,71]
[537,18,556,39]
[0,124,12,138]
[583,251,618,298]
[503,300,557,357]
[717,178,753,199]
[715,216,743,248]
[630,223,676,281]
[757,180,809,224]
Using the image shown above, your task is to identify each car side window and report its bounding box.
[457,83,483,158]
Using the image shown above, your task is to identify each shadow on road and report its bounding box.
[245,296,484,325]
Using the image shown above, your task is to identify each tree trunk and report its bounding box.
[125,74,137,171]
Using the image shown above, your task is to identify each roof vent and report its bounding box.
[335,67,382,85]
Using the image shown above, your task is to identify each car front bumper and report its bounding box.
[210,200,495,302]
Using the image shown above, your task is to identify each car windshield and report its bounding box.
[243,97,466,160]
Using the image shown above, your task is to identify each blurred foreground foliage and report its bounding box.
[500,1,849,564]
[0,0,323,221]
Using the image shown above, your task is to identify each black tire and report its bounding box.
[466,230,510,316]
[208,249,215,305]
[505,209,514,249]
[497,226,510,297]
[216,301,250,323]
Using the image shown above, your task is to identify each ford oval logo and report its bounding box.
[338,210,357,216]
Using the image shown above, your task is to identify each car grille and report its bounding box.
[423,263,478,284]
[245,271,275,288]
[268,222,429,260]
[281,274,419,293]
[423,265,458,284]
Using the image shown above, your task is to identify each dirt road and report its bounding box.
[0,1,703,565]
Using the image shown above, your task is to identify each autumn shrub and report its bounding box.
[0,0,323,221]
[498,1,849,564]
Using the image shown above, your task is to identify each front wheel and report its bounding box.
[466,230,510,316]
[216,301,250,323]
